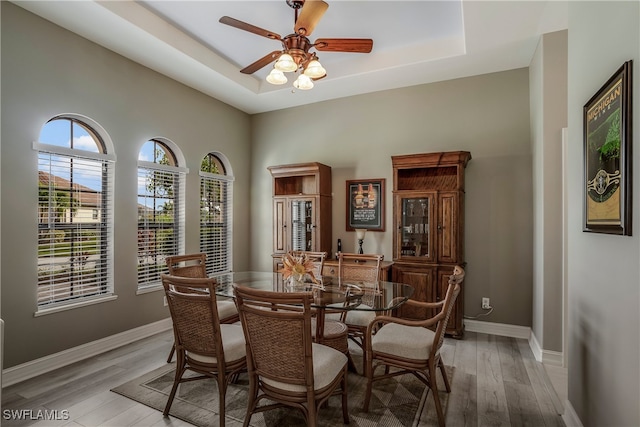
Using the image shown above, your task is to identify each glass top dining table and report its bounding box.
[209,271,415,313]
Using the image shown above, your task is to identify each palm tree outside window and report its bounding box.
[200,152,233,275]
[137,139,186,290]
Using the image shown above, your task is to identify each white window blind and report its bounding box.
[199,172,233,275]
[37,149,114,308]
[137,163,185,289]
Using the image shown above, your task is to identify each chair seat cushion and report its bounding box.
[187,323,246,364]
[371,323,435,360]
[323,303,346,321]
[343,307,375,327]
[217,299,238,321]
[324,311,342,321]
[262,343,347,392]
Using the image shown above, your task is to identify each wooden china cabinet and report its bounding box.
[391,151,471,338]
[268,162,332,272]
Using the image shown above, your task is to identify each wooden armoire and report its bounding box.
[391,151,471,338]
[268,162,333,272]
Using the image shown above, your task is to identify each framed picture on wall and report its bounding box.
[583,60,633,235]
[346,179,385,231]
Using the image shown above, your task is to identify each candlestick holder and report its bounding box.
[355,229,367,261]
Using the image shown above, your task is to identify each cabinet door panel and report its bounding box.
[273,198,287,253]
[437,192,458,263]
[394,193,436,263]
[290,198,315,252]
[392,265,436,320]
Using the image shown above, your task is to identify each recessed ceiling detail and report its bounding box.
[14,1,568,114]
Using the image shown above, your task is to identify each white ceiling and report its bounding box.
[14,0,568,114]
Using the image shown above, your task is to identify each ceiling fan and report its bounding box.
[219,0,373,89]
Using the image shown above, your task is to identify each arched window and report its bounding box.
[137,138,187,290]
[200,152,233,274]
[35,115,115,311]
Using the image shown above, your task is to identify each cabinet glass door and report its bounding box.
[400,197,431,259]
[291,199,314,251]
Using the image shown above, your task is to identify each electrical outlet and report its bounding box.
[482,297,491,309]
[163,296,168,307]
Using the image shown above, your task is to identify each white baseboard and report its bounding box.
[2,318,172,388]
[2,318,568,391]
[464,319,531,339]
[529,330,543,359]
[464,320,565,366]
[529,331,564,366]
[563,399,584,427]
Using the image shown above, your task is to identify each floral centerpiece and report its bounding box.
[280,252,318,286]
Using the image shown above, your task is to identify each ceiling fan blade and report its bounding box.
[219,16,281,41]
[240,50,282,74]
[314,38,373,53]
[294,0,328,36]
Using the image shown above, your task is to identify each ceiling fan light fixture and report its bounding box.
[219,0,373,93]
[293,74,314,90]
[303,59,326,79]
[274,53,298,72]
[266,68,287,85]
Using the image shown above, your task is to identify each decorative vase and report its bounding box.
[287,275,307,290]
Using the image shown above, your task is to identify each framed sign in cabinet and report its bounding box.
[391,151,471,338]
[346,178,385,231]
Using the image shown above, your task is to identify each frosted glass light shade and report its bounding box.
[274,53,297,72]
[293,74,314,90]
[355,229,367,240]
[266,68,287,85]
[304,60,326,78]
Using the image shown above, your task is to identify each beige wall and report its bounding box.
[0,3,252,368]
[567,2,639,425]
[250,69,534,327]
[1,0,567,379]
[530,30,568,354]
[5,3,640,424]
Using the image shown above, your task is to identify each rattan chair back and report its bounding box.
[164,253,238,364]
[235,286,313,386]
[335,252,384,372]
[234,284,350,426]
[162,274,225,360]
[166,253,207,278]
[289,250,327,280]
[161,273,246,427]
[337,252,383,285]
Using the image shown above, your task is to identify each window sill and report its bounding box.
[34,294,118,317]
[136,285,163,295]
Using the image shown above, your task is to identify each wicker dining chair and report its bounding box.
[166,252,207,278]
[165,253,239,363]
[337,252,383,286]
[363,266,465,427]
[331,252,383,372]
[234,284,349,427]
[161,274,247,427]
[288,251,351,361]
[288,250,327,282]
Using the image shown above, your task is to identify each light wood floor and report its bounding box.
[1,330,565,426]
